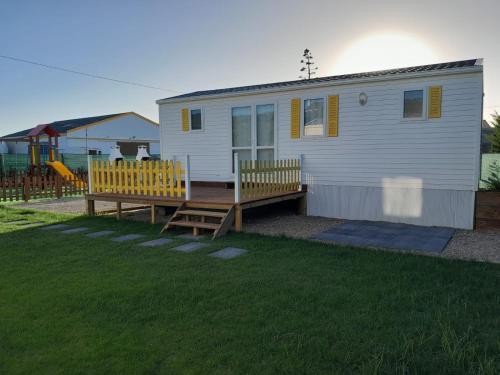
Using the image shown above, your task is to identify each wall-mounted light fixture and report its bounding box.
[359,92,368,106]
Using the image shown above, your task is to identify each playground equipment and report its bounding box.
[136,145,151,161]
[109,145,124,162]
[27,124,85,187]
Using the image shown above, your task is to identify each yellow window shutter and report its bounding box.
[428,86,442,118]
[327,95,339,137]
[290,98,301,139]
[181,108,189,131]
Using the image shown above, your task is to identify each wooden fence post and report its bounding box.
[298,154,304,192]
[185,154,191,200]
[23,173,29,201]
[55,174,62,198]
[87,155,92,193]
[234,153,240,203]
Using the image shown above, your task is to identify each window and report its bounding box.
[190,109,202,130]
[232,106,252,171]
[256,104,274,161]
[231,104,276,171]
[303,98,324,136]
[403,90,424,118]
[88,149,101,155]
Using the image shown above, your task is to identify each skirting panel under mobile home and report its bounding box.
[307,185,475,229]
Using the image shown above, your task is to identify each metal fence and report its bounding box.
[481,153,500,189]
[0,153,160,175]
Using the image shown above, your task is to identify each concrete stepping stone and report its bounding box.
[61,227,89,234]
[40,224,70,231]
[171,242,208,253]
[17,221,44,227]
[86,230,115,238]
[111,234,145,242]
[176,233,206,241]
[5,219,29,224]
[139,238,173,247]
[209,247,248,259]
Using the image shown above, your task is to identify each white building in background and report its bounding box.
[156,59,483,229]
[0,112,160,156]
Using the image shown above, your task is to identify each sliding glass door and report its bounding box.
[232,103,275,171]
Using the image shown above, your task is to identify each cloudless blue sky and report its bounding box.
[1,0,499,134]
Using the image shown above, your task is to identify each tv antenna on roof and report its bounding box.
[299,49,318,80]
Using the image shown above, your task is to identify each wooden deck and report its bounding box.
[85,185,307,232]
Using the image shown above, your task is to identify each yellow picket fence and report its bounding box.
[90,160,185,198]
[239,159,301,199]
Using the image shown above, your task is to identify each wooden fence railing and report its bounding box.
[0,172,88,202]
[237,158,302,200]
[90,160,185,198]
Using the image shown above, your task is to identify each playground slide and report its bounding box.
[46,161,85,188]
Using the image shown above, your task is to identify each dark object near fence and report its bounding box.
[0,171,87,202]
[475,191,500,229]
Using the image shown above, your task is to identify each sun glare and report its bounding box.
[331,33,438,75]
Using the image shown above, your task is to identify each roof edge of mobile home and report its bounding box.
[157,58,482,104]
[0,111,158,140]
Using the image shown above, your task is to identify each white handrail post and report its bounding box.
[298,153,304,192]
[87,155,92,193]
[234,152,240,203]
[185,154,191,200]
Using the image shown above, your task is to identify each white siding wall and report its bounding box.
[159,71,482,229]
[64,114,160,154]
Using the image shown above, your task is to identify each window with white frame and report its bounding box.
[403,90,424,118]
[231,104,275,171]
[190,109,202,130]
[303,98,324,136]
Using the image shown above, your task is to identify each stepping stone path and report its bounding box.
[111,234,145,242]
[139,238,173,247]
[86,230,115,238]
[41,224,70,231]
[176,233,206,241]
[171,242,208,253]
[209,247,248,259]
[61,227,89,234]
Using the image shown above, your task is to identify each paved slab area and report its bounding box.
[139,238,173,247]
[209,247,248,259]
[61,227,89,234]
[111,233,145,242]
[171,242,208,253]
[40,224,70,231]
[312,221,455,253]
[176,233,206,241]
[86,230,115,238]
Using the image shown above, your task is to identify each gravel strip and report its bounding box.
[13,197,146,215]
[442,229,500,264]
[244,213,343,239]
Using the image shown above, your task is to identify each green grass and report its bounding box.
[0,206,498,374]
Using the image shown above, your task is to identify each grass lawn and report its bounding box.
[0,206,498,374]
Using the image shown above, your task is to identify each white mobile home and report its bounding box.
[1,112,160,156]
[157,59,483,229]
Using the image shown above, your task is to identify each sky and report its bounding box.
[1,0,499,135]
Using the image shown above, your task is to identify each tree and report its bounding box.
[486,112,500,152]
[299,49,318,80]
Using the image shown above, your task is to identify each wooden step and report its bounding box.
[176,209,226,218]
[168,220,220,230]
